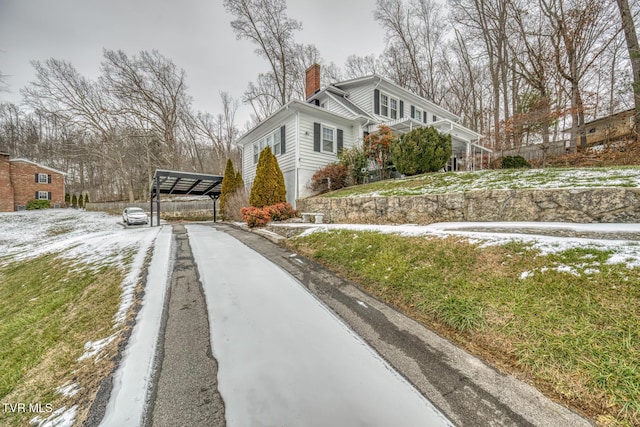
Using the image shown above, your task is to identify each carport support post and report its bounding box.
[210,195,217,223]
[156,173,161,227]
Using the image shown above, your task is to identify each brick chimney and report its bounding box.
[305,64,321,100]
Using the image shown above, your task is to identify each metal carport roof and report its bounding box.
[150,169,224,226]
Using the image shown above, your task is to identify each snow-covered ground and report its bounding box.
[340,166,640,197]
[99,226,173,427]
[275,221,640,271]
[0,209,161,427]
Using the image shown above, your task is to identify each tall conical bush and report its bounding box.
[220,158,237,217]
[250,147,286,208]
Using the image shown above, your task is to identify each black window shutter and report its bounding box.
[48,192,52,200]
[313,122,321,152]
[314,99,320,106]
[35,191,38,199]
[411,106,415,119]
[280,126,286,154]
[337,129,344,153]
[423,111,427,123]
[399,100,404,118]
[35,173,38,183]
[374,89,380,115]
[48,174,52,184]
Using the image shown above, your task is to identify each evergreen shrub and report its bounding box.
[390,127,452,175]
[250,148,286,207]
[501,155,531,169]
[26,199,50,210]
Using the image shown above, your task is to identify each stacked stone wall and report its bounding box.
[297,188,640,224]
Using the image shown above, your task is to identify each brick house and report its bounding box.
[0,152,66,212]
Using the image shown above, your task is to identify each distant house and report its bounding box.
[237,64,491,207]
[565,109,635,147]
[0,152,66,212]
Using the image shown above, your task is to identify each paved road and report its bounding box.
[104,222,595,427]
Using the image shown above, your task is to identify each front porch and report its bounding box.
[368,118,491,171]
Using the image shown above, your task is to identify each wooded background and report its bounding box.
[0,0,638,201]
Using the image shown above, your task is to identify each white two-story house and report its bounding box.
[237,64,491,207]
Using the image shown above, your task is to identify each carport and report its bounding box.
[150,169,224,226]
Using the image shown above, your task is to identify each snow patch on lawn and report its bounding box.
[1,210,161,427]
[288,221,640,270]
[57,382,80,398]
[31,405,77,427]
[344,167,640,197]
[77,333,119,362]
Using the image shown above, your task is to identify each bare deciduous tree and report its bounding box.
[616,0,640,136]
[224,0,302,109]
[343,54,379,79]
[540,0,618,150]
[101,49,191,167]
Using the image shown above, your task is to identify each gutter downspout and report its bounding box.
[294,108,300,209]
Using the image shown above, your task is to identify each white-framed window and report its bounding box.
[38,173,48,183]
[414,107,423,122]
[322,125,335,153]
[252,127,284,163]
[380,94,388,117]
[37,191,49,200]
[433,115,438,122]
[380,92,399,119]
[273,128,282,155]
[390,98,398,119]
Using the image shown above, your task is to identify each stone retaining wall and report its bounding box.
[296,188,640,224]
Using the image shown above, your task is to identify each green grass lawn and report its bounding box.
[0,253,127,427]
[322,166,640,198]
[287,230,640,426]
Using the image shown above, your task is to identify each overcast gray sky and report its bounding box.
[0,0,385,127]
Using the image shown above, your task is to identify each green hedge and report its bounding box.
[26,200,50,210]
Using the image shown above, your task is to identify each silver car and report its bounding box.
[122,207,149,225]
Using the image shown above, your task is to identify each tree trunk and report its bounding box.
[616,0,640,138]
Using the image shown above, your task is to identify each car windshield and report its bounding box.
[128,208,144,213]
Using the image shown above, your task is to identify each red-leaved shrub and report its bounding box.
[308,163,350,193]
[241,202,297,228]
[241,206,271,228]
[265,202,297,221]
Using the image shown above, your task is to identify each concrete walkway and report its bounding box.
[212,223,596,427]
[187,224,452,427]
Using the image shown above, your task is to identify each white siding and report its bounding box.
[298,168,318,200]
[344,80,458,124]
[297,111,358,173]
[346,83,374,114]
[325,97,356,118]
[283,170,296,206]
[242,114,297,194]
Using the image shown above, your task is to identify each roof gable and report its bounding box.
[334,74,458,121]
[235,99,361,146]
[9,158,66,175]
